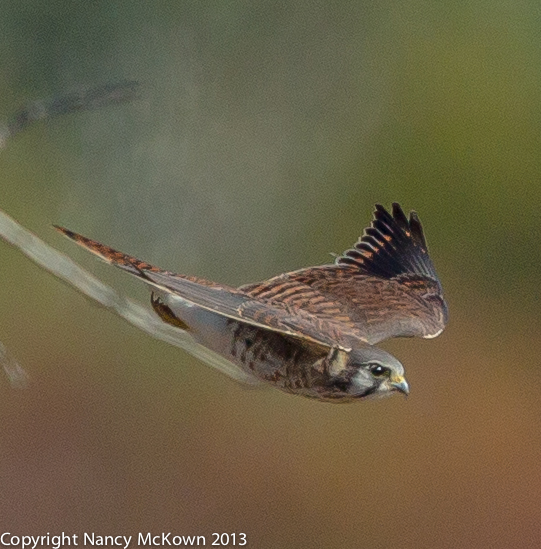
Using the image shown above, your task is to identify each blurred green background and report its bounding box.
[1,1,540,548]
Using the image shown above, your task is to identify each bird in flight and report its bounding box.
[55,203,448,402]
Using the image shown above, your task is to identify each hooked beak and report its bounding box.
[390,375,410,396]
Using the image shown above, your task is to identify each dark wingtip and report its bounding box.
[391,202,409,228]
[53,225,75,238]
[52,225,164,279]
[408,211,428,248]
[336,203,437,279]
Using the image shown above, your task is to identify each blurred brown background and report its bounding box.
[0,1,540,548]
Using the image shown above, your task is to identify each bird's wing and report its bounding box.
[239,203,448,345]
[55,202,447,349]
[53,227,358,351]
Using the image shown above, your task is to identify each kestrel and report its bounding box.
[55,203,448,402]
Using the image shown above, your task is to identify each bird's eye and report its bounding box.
[368,363,390,377]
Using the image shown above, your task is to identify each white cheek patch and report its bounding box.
[363,389,395,400]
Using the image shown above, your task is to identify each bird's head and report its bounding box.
[329,346,409,400]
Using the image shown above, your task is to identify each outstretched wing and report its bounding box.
[53,227,359,350]
[240,203,448,345]
[55,203,447,349]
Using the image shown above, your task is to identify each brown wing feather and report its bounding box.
[53,226,357,350]
[240,203,448,344]
[55,202,446,349]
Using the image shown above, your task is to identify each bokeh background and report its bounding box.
[1,2,540,548]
